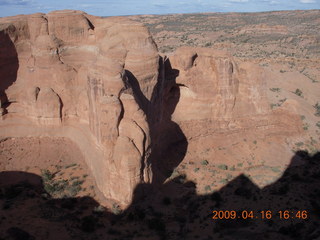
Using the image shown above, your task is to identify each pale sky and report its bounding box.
[0,0,319,17]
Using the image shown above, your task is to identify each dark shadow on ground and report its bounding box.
[1,151,319,240]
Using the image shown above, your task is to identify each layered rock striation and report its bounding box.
[0,10,301,205]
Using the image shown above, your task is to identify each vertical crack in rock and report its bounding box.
[132,120,147,182]
[117,97,125,137]
[84,16,95,30]
[56,48,64,65]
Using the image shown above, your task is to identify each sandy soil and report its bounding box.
[0,137,102,200]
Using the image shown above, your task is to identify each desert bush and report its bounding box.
[64,163,77,169]
[295,142,304,147]
[217,164,228,170]
[294,88,303,97]
[314,102,320,116]
[111,203,122,215]
[303,123,309,131]
[229,165,236,171]
[201,160,209,166]
[204,185,211,192]
[270,88,281,92]
[41,169,54,182]
[270,167,281,173]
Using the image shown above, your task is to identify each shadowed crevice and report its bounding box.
[124,56,188,187]
[0,29,19,111]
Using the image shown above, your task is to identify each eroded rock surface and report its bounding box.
[0,10,302,205]
[0,10,159,205]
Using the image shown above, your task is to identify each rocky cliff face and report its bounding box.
[0,10,301,205]
[0,10,159,204]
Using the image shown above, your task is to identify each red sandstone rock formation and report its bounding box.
[0,10,301,205]
[0,10,158,204]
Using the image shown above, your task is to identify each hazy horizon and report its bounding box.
[0,0,319,18]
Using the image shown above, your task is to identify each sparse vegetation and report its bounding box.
[270,98,287,109]
[111,203,122,215]
[229,165,236,171]
[201,160,209,166]
[303,123,309,131]
[314,102,320,116]
[270,88,281,92]
[270,166,281,173]
[41,169,54,182]
[40,168,84,197]
[220,178,228,184]
[204,185,211,192]
[295,142,304,147]
[294,88,303,97]
[217,164,228,170]
[65,163,77,169]
[93,205,106,213]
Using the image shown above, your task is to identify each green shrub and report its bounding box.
[93,205,105,213]
[295,142,304,147]
[294,89,303,97]
[270,88,281,92]
[220,179,228,184]
[41,169,54,182]
[270,167,281,173]
[204,185,211,192]
[111,203,122,215]
[217,164,228,170]
[314,102,320,116]
[303,123,309,131]
[201,160,209,166]
[65,163,77,169]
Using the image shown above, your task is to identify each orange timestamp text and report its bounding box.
[212,210,308,220]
